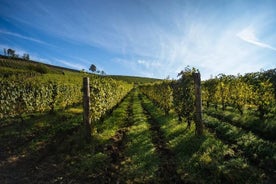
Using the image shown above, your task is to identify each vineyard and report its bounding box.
[0,59,276,183]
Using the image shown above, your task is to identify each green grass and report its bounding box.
[0,55,78,74]
[141,94,267,183]
[64,91,134,181]
[0,105,83,182]
[0,56,160,85]
[95,94,131,144]
[204,114,276,173]
[205,107,276,141]
[120,90,159,182]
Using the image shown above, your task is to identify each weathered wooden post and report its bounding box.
[193,72,203,136]
[83,77,91,142]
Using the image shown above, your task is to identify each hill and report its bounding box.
[0,55,79,75]
[0,55,160,83]
[108,75,161,84]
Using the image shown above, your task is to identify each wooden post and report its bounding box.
[193,73,203,136]
[83,77,91,142]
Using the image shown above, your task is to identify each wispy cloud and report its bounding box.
[55,59,86,70]
[1,0,275,79]
[237,27,276,51]
[113,58,162,78]
[137,59,162,69]
[0,29,49,45]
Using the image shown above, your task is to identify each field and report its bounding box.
[0,57,275,183]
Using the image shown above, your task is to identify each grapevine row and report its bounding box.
[0,75,133,122]
[139,81,173,115]
[89,77,133,122]
[202,70,276,119]
[0,79,82,119]
[140,67,198,128]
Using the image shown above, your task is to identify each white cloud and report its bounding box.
[2,0,275,79]
[0,30,50,45]
[55,59,86,70]
[31,55,53,64]
[137,59,162,69]
[237,27,276,51]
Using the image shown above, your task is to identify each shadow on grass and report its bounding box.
[0,107,84,183]
[174,131,207,159]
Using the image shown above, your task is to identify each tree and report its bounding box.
[3,48,7,56]
[7,48,15,57]
[89,64,97,73]
[22,53,30,60]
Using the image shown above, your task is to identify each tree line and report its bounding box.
[3,48,30,60]
[89,64,106,75]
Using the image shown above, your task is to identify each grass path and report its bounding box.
[96,89,184,183]
[142,104,183,183]
[119,89,160,183]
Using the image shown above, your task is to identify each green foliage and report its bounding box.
[253,80,275,119]
[229,76,253,115]
[0,78,82,119]
[140,81,173,115]
[171,67,196,125]
[2,54,275,183]
[206,108,276,141]
[140,67,200,131]
[141,93,265,183]
[28,64,49,74]
[89,64,97,73]
[0,70,133,120]
[1,89,273,183]
[0,55,81,74]
[89,76,133,123]
[202,70,276,119]
[0,66,38,78]
[204,115,276,172]
[202,78,218,108]
[96,94,131,142]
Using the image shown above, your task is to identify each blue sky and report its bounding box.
[0,0,276,79]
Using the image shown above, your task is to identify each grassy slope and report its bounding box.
[109,75,161,84]
[0,55,160,84]
[0,55,79,74]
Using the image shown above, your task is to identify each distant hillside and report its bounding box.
[0,55,80,75]
[0,55,160,83]
[109,75,161,84]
